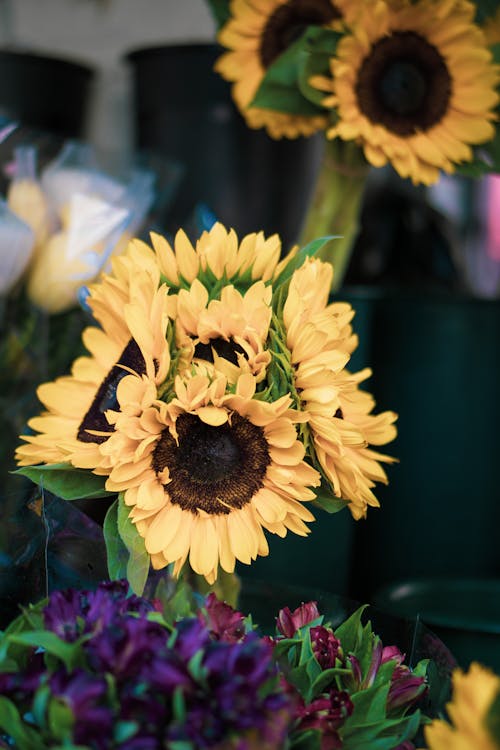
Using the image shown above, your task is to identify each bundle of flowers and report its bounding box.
[15,222,397,595]
[0,580,431,749]
[3,139,155,314]
[206,0,500,288]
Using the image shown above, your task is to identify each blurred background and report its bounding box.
[1,0,500,672]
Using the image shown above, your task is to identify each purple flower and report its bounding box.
[387,666,427,712]
[276,601,320,638]
[49,669,113,749]
[296,689,353,750]
[310,626,341,669]
[173,617,211,660]
[85,616,167,681]
[0,652,44,705]
[167,634,294,748]
[43,588,85,641]
[199,592,246,643]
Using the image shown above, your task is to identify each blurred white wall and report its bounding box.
[0,0,216,153]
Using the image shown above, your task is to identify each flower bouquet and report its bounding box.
[206,0,500,289]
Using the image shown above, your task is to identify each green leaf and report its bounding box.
[8,632,80,670]
[312,492,349,514]
[454,121,500,177]
[48,697,74,741]
[0,695,46,749]
[251,29,327,116]
[350,682,391,724]
[273,236,339,296]
[333,605,369,656]
[205,0,231,28]
[114,721,139,744]
[485,688,500,746]
[117,493,151,595]
[290,727,322,750]
[298,27,341,107]
[103,498,129,581]
[14,462,111,501]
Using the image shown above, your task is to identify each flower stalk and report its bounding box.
[299,139,370,291]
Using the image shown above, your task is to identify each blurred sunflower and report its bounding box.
[16,250,170,472]
[312,0,500,184]
[170,278,272,383]
[148,222,285,287]
[103,371,320,583]
[281,257,397,519]
[425,662,500,750]
[214,0,355,138]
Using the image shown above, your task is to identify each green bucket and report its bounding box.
[374,578,500,672]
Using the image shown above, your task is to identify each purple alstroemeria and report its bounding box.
[199,592,246,643]
[85,616,167,682]
[276,601,320,638]
[310,625,341,670]
[0,651,44,705]
[173,616,212,661]
[387,666,427,712]
[49,669,113,749]
[43,587,85,642]
[296,688,354,750]
[167,634,293,749]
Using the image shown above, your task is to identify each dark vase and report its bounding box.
[341,288,500,601]
[0,50,94,138]
[374,577,500,673]
[125,43,323,249]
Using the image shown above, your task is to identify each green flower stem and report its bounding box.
[299,139,370,291]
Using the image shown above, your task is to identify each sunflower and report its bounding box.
[146,222,289,290]
[102,370,321,583]
[312,0,500,185]
[169,278,272,383]
[214,0,357,139]
[281,257,397,519]
[425,662,500,750]
[16,246,171,472]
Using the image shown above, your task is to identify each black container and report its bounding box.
[126,43,323,248]
[341,288,500,601]
[0,50,94,138]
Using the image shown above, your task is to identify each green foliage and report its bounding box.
[14,462,111,501]
[474,0,500,23]
[485,688,500,745]
[251,28,330,116]
[103,494,150,595]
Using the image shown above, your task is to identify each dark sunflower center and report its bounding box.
[260,0,340,68]
[355,31,452,136]
[151,412,271,515]
[194,337,247,366]
[77,339,146,444]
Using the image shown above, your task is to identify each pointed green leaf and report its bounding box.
[312,492,349,514]
[117,493,151,595]
[48,697,74,741]
[14,463,111,501]
[334,605,369,655]
[8,632,80,671]
[273,236,339,295]
[251,29,327,116]
[298,27,341,107]
[0,696,45,749]
[103,498,128,581]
